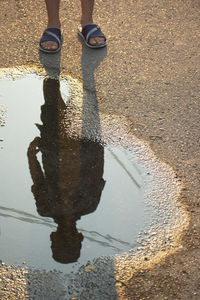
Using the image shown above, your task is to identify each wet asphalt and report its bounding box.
[0,0,200,299]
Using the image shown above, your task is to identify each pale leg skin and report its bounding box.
[41,0,105,50]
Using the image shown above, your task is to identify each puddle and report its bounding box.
[0,73,153,272]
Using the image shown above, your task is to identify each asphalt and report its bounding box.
[0,0,200,299]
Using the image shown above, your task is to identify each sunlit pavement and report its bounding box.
[0,1,200,299]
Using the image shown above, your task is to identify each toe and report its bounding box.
[89,37,105,45]
[95,37,105,44]
[41,41,58,50]
[89,38,97,45]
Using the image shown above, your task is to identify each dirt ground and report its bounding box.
[0,0,200,299]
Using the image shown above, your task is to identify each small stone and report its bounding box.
[84,265,97,272]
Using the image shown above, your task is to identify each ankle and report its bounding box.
[81,18,93,27]
[47,21,61,29]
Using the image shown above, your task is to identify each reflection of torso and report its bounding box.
[38,137,104,219]
[29,79,105,222]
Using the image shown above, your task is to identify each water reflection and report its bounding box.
[27,45,107,264]
[28,79,105,263]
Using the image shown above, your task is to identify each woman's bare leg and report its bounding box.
[41,0,61,51]
[80,0,105,45]
[41,0,104,51]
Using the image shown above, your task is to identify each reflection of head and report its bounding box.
[50,220,83,264]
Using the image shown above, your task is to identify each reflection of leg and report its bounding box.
[80,0,105,46]
[40,0,61,52]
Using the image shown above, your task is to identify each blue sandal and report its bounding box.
[78,24,106,49]
[39,28,63,53]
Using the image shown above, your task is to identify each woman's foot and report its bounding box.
[78,23,106,48]
[42,0,61,51]
[81,21,105,46]
[41,0,105,51]
[40,23,106,51]
[80,0,105,46]
[39,27,62,53]
[40,39,59,51]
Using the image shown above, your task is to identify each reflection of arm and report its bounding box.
[28,138,50,217]
[27,137,45,188]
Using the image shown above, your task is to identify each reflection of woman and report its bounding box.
[27,78,105,263]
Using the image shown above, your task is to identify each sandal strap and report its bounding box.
[45,30,61,45]
[82,24,106,43]
[40,28,62,47]
[86,27,99,43]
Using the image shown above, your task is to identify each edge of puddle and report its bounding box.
[0,66,190,292]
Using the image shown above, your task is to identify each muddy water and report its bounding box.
[0,74,152,272]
